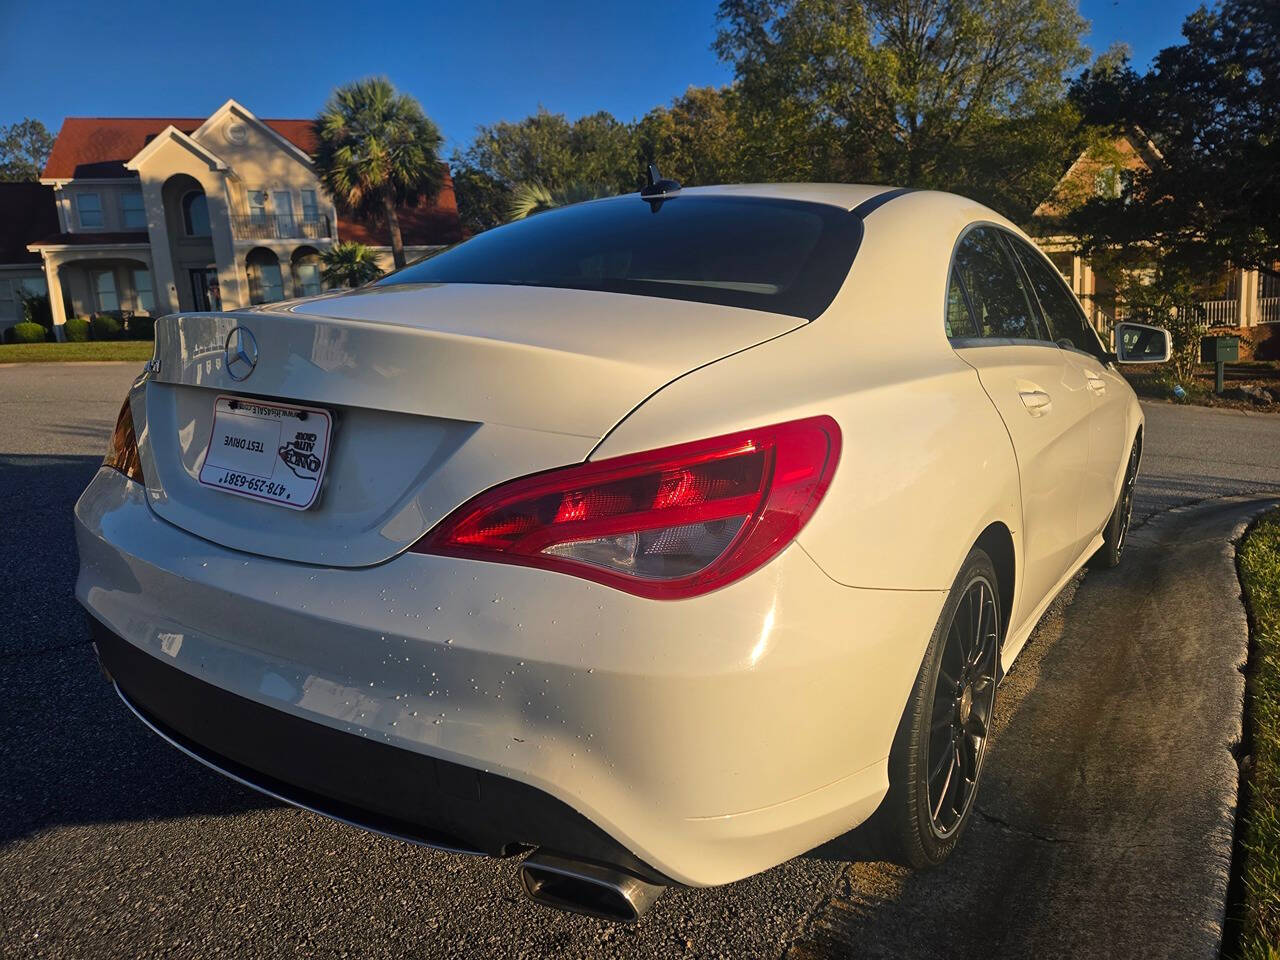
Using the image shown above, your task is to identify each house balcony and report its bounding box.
[231,215,332,241]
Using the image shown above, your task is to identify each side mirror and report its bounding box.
[1114,321,1172,364]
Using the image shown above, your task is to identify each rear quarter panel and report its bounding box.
[593,191,1024,596]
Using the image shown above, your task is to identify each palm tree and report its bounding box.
[507,181,614,221]
[313,78,444,269]
[321,241,384,288]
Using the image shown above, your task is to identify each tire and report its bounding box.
[869,548,1002,868]
[1091,438,1140,570]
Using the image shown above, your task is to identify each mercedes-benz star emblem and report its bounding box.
[224,326,259,381]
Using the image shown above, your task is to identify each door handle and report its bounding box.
[1086,374,1107,395]
[1019,389,1052,416]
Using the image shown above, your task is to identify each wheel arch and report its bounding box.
[973,521,1015,643]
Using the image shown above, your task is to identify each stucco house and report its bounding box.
[1031,127,1280,349]
[23,99,461,334]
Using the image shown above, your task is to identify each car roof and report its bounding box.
[649,182,895,210]
[617,184,1015,232]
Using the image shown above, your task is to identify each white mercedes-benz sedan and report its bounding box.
[75,181,1171,922]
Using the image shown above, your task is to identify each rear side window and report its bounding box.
[951,227,1047,341]
[946,268,978,338]
[378,195,864,320]
[1008,236,1104,357]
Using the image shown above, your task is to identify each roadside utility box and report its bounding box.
[1200,335,1240,364]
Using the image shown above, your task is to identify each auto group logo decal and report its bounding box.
[278,428,322,479]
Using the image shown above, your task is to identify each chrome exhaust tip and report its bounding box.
[519,852,665,922]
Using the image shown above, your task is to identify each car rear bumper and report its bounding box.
[90,614,670,882]
[74,467,945,886]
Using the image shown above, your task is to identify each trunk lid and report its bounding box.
[137,283,802,566]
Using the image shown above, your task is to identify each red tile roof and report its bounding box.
[41,116,460,247]
[337,179,462,248]
[41,117,318,180]
[0,183,59,264]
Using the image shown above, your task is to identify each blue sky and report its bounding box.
[0,0,1206,158]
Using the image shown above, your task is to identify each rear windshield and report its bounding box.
[377,195,863,319]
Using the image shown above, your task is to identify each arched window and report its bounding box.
[246,248,284,304]
[182,191,210,236]
[292,247,324,297]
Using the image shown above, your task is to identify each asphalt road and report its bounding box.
[2,363,1279,959]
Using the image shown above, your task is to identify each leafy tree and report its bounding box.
[714,0,1090,218]
[1063,0,1279,378]
[635,86,745,186]
[0,118,54,182]
[452,108,640,231]
[1094,249,1211,381]
[567,111,641,191]
[452,165,511,234]
[459,107,637,193]
[321,241,384,288]
[1057,112,1222,380]
[953,99,1096,222]
[506,181,614,221]
[1073,0,1280,277]
[314,78,445,268]
[457,109,577,194]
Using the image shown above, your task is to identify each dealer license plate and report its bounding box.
[198,395,332,510]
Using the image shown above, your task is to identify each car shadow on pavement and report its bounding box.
[0,454,276,847]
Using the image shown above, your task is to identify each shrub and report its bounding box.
[321,240,385,288]
[11,321,48,343]
[91,315,123,341]
[64,317,91,342]
[19,291,53,332]
[126,315,155,341]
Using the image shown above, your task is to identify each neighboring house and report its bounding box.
[0,182,58,331]
[1031,128,1280,349]
[28,99,462,332]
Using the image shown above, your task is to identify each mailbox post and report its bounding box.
[1200,335,1240,394]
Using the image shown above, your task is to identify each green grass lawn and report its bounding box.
[1237,510,1280,959]
[0,341,154,363]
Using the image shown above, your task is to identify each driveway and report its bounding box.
[2,364,1278,959]
[1133,400,1280,522]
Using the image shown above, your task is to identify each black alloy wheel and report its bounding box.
[1113,441,1140,561]
[925,576,999,838]
[867,547,1002,868]
[1093,438,1141,569]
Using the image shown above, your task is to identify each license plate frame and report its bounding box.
[197,394,333,510]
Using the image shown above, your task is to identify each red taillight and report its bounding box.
[411,416,841,599]
[103,398,144,484]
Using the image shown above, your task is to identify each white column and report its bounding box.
[1239,269,1256,328]
[1080,261,1097,329]
[40,254,67,339]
